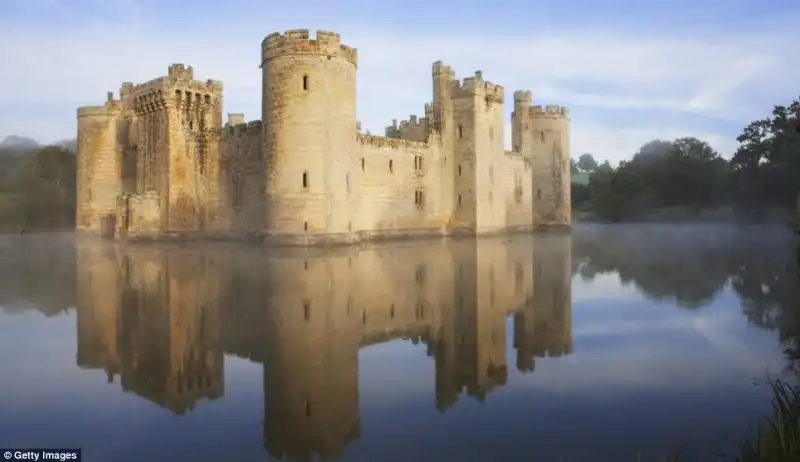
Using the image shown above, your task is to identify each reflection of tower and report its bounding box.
[432,239,513,411]
[117,248,225,414]
[262,254,362,462]
[76,242,121,382]
[513,234,573,372]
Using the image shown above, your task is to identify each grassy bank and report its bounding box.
[572,206,796,224]
[735,379,800,462]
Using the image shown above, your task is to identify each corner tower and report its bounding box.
[76,94,124,236]
[512,94,571,228]
[261,30,358,238]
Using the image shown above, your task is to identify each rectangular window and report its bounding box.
[414,189,425,209]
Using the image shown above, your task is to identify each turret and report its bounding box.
[76,102,123,236]
[519,102,571,227]
[261,30,358,237]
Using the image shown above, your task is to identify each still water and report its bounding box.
[0,224,797,462]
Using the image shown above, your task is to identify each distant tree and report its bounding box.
[730,98,800,214]
[12,146,76,230]
[577,153,598,172]
[631,139,673,167]
[595,160,613,173]
[570,158,579,173]
[586,137,729,220]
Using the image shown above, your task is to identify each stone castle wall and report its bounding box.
[75,29,571,244]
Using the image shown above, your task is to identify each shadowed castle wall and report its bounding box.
[218,120,265,233]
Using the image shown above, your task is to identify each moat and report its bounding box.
[0,224,797,462]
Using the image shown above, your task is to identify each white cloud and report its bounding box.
[1,6,798,164]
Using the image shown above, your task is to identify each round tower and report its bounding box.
[76,105,122,236]
[261,30,358,238]
[527,105,571,227]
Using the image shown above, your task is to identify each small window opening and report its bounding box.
[537,188,542,199]
[302,171,308,189]
[305,400,311,418]
[390,304,395,318]
[304,221,308,231]
[361,158,365,171]
[457,125,463,138]
[457,194,462,206]
[389,159,393,172]
[458,165,462,176]
[302,75,309,91]
[303,301,310,321]
[346,173,350,193]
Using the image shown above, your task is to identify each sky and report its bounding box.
[1,0,798,165]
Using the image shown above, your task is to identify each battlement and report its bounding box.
[221,120,263,139]
[529,105,570,118]
[227,113,245,126]
[130,66,222,101]
[357,134,427,150]
[451,71,504,102]
[432,61,455,77]
[386,114,428,136]
[77,105,118,118]
[262,29,357,66]
[168,63,194,81]
[513,90,532,111]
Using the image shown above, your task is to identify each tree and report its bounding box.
[570,158,578,173]
[730,98,800,214]
[12,146,76,230]
[577,153,598,172]
[586,137,729,220]
[631,139,673,167]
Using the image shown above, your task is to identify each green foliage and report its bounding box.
[577,153,598,172]
[576,98,798,222]
[0,145,76,232]
[737,380,800,462]
[730,99,800,216]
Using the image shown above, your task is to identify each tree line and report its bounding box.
[571,96,800,222]
[0,144,76,232]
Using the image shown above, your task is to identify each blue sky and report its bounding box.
[1,0,798,164]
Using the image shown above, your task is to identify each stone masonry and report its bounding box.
[75,30,572,244]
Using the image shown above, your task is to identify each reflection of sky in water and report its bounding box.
[0,229,793,462]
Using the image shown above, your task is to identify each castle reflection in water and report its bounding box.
[74,235,573,461]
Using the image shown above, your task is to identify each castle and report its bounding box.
[75,29,571,244]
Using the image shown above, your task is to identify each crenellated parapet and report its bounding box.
[529,105,570,119]
[451,71,504,103]
[220,120,263,139]
[385,114,430,140]
[432,61,456,78]
[262,29,358,66]
[126,64,222,117]
[357,134,427,150]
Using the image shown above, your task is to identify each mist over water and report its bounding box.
[0,224,797,462]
